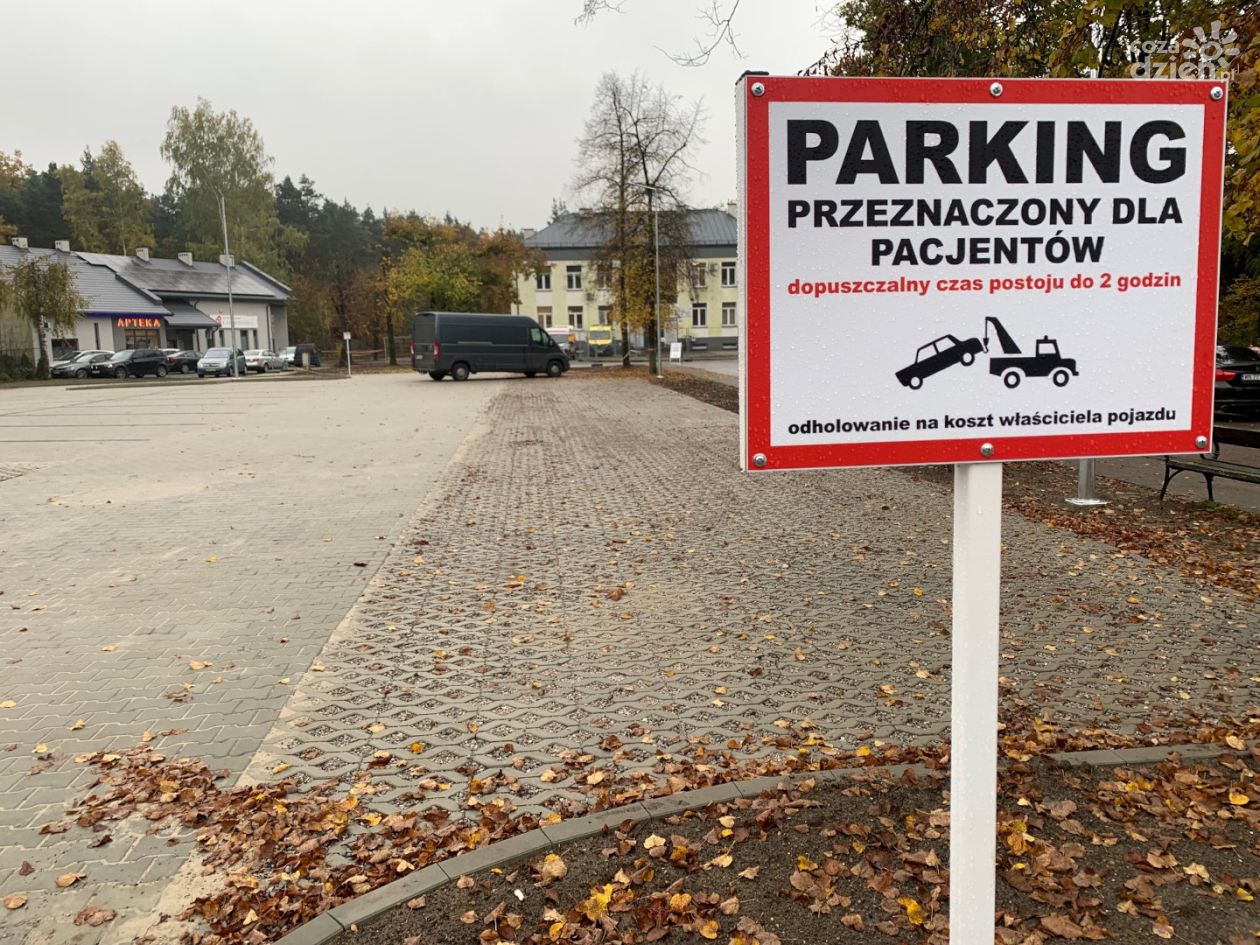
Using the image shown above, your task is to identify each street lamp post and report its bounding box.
[217,192,238,380]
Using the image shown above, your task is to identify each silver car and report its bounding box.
[198,347,246,377]
[244,349,286,373]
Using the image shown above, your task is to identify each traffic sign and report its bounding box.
[737,76,1227,472]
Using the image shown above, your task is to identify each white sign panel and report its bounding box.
[738,77,1226,471]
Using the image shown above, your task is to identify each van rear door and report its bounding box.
[412,314,437,372]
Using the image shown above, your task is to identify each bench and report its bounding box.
[1161,424,1260,501]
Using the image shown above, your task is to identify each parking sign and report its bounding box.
[738,76,1227,471]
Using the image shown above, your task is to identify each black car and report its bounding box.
[1215,344,1260,415]
[290,343,321,368]
[166,350,201,374]
[50,351,113,378]
[89,348,169,379]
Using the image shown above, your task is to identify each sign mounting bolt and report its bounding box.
[752,453,768,468]
[751,81,765,97]
[980,443,995,458]
[1210,86,1224,101]
[989,82,1003,97]
[1195,435,1208,449]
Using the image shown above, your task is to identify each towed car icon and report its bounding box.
[894,334,984,389]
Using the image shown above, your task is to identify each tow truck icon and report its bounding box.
[895,317,1078,390]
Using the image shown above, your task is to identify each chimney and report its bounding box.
[54,239,70,252]
[522,228,536,239]
[725,201,738,217]
[219,253,234,268]
[10,237,28,249]
[177,252,194,267]
[135,247,150,262]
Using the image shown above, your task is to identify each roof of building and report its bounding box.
[0,245,169,316]
[77,252,290,302]
[525,209,736,251]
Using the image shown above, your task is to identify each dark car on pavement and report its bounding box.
[1215,344,1260,415]
[166,350,201,374]
[89,348,169,379]
[289,343,321,367]
[895,334,985,389]
[50,351,113,378]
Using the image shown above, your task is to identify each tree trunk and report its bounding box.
[386,311,397,366]
[646,320,658,375]
[620,321,632,368]
[35,322,49,379]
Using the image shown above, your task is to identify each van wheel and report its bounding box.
[546,360,564,378]
[524,371,536,378]
[451,363,471,382]
[1051,368,1071,387]
[1002,369,1023,389]
[428,371,447,381]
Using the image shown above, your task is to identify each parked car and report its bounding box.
[279,346,297,365]
[89,348,169,379]
[51,349,111,369]
[290,343,321,367]
[197,347,247,378]
[50,351,113,378]
[411,311,570,381]
[165,350,201,374]
[244,349,286,372]
[1214,344,1260,415]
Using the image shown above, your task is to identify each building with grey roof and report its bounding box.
[517,206,739,354]
[0,239,290,368]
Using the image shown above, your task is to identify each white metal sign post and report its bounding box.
[737,74,1226,943]
[343,331,352,378]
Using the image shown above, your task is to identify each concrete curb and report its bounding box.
[273,739,1249,944]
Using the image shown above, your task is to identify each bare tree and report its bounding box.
[573,72,705,370]
[576,0,747,66]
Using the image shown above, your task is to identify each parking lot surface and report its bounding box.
[1,372,1256,944]
[0,374,497,944]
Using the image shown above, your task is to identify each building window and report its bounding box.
[691,302,707,328]
[721,261,736,287]
[691,263,707,289]
[566,265,582,290]
[596,267,610,290]
[597,306,611,325]
[722,302,736,327]
[537,306,552,328]
[124,328,161,349]
[568,306,584,329]
[536,271,551,291]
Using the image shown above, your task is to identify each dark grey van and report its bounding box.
[411,312,570,381]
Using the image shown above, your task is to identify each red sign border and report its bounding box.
[741,77,1227,472]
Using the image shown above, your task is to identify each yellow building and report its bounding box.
[517,206,738,355]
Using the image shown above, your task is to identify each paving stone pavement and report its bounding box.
[246,376,1257,820]
[0,374,499,945]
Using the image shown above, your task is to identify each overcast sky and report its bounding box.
[1,0,832,232]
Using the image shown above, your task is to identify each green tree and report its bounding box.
[573,71,703,369]
[160,98,303,274]
[0,150,33,242]
[58,141,154,254]
[3,256,85,378]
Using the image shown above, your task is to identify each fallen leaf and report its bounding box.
[457,875,475,889]
[56,872,85,888]
[73,906,116,927]
[538,853,567,883]
[1227,789,1250,806]
[3,895,26,910]
[1039,914,1084,939]
[0,700,15,709]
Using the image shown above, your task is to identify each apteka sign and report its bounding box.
[737,77,1227,471]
